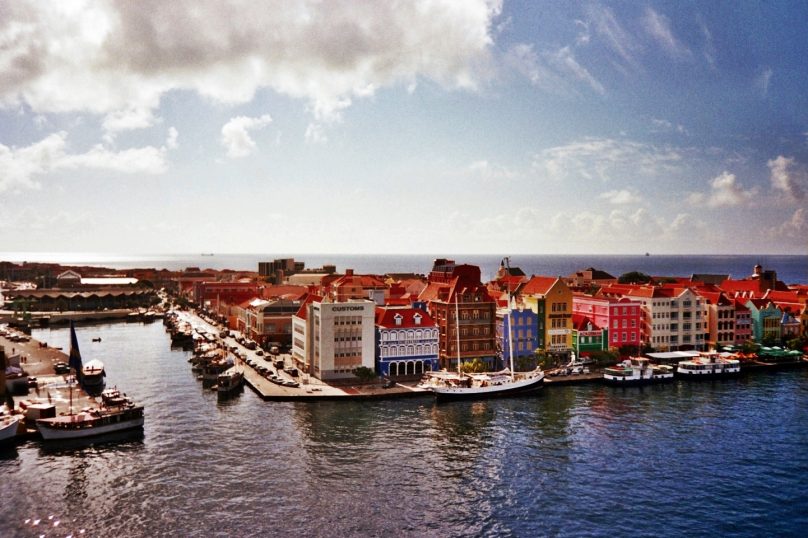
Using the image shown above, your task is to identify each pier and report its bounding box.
[1,331,103,439]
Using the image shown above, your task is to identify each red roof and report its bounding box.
[294,294,322,320]
[375,307,435,329]
[520,276,558,296]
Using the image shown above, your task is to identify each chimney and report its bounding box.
[346,269,354,276]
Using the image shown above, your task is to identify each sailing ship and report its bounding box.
[419,257,544,401]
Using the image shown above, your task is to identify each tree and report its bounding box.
[618,271,652,284]
[740,339,758,354]
[352,366,376,383]
[588,350,620,366]
[786,337,806,351]
[533,350,559,370]
[761,333,777,347]
[459,358,488,373]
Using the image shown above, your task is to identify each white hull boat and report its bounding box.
[421,368,545,401]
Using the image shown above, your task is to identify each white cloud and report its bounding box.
[651,117,687,135]
[0,131,168,192]
[0,0,502,128]
[771,208,807,238]
[506,43,604,96]
[220,114,273,158]
[166,127,178,150]
[533,137,682,182]
[0,206,94,231]
[599,189,642,205]
[688,171,757,208]
[756,67,773,97]
[304,123,327,145]
[584,4,641,71]
[468,159,517,182]
[102,106,159,135]
[768,155,806,200]
[697,16,716,68]
[642,8,691,60]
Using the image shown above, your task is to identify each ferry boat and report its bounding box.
[602,357,674,386]
[676,351,741,379]
[36,395,144,441]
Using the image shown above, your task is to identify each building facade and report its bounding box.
[520,277,573,353]
[572,295,642,350]
[497,306,539,363]
[746,299,782,344]
[292,299,376,380]
[419,260,497,369]
[375,307,439,377]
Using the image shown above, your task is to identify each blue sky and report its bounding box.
[1,0,807,256]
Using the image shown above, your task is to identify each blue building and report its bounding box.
[375,307,440,377]
[497,306,539,365]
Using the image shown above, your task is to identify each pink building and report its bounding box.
[572,294,642,350]
[733,298,753,345]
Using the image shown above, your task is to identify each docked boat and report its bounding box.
[216,368,244,396]
[81,359,106,395]
[603,357,674,386]
[676,351,741,379]
[36,394,144,441]
[419,257,544,401]
[419,368,545,401]
[0,412,22,445]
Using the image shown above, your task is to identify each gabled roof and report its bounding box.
[375,306,435,329]
[294,294,322,320]
[520,276,558,296]
[572,314,600,331]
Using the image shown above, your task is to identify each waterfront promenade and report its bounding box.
[171,310,432,401]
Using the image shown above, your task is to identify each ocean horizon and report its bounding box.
[1,252,807,285]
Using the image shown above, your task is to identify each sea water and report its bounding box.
[1,322,807,537]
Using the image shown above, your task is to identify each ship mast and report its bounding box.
[503,257,515,381]
[455,289,462,375]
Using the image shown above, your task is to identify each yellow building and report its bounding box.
[519,276,573,352]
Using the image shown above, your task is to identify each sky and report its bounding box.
[1,0,807,256]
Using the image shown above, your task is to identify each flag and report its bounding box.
[68,321,83,378]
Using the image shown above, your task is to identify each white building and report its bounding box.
[292,298,376,380]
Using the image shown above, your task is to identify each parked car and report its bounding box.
[255,349,264,356]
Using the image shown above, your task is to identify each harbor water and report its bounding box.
[2,322,807,537]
